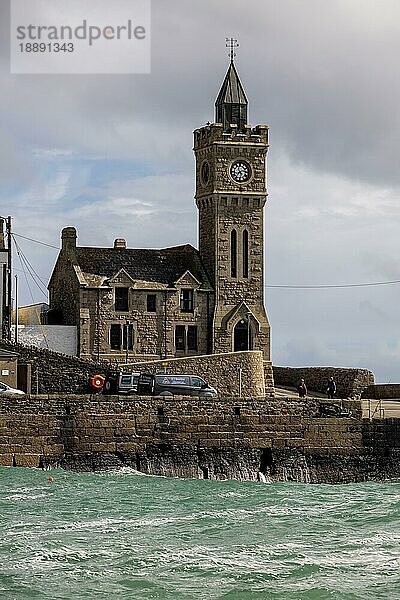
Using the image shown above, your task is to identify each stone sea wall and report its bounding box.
[273,366,374,398]
[2,394,399,483]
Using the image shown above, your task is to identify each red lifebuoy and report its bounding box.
[90,375,105,391]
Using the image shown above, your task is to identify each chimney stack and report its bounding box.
[61,227,77,253]
[114,238,127,249]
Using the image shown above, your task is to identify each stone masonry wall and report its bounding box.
[129,350,271,398]
[0,340,106,394]
[0,356,18,388]
[2,394,399,483]
[361,385,400,400]
[81,285,213,362]
[194,123,270,362]
[273,366,375,398]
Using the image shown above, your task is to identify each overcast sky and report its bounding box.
[1,0,400,382]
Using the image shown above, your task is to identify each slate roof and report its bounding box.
[0,349,19,359]
[74,244,213,289]
[215,60,248,107]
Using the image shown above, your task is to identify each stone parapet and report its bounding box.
[361,385,400,400]
[273,366,374,399]
[130,350,269,398]
[0,340,106,394]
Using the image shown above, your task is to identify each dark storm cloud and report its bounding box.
[2,0,400,185]
[1,0,399,380]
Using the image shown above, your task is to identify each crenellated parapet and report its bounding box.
[194,122,269,150]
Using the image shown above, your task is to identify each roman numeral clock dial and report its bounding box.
[230,160,252,183]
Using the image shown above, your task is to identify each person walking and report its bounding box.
[297,378,307,398]
[326,376,337,399]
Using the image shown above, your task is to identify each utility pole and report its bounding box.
[6,217,12,341]
[0,216,11,340]
[0,217,6,338]
[14,274,18,343]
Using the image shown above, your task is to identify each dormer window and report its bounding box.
[180,289,194,312]
[115,287,129,311]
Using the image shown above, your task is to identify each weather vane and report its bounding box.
[226,37,239,61]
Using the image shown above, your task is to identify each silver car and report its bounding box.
[0,381,25,396]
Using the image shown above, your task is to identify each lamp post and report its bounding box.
[125,319,130,364]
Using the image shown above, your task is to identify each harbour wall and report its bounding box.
[1,394,400,483]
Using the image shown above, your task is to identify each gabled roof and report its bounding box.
[221,302,260,333]
[174,269,202,288]
[215,60,248,107]
[74,244,213,289]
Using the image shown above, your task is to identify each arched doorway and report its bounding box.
[233,319,253,352]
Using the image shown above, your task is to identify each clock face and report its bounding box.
[230,160,251,183]
[201,161,210,185]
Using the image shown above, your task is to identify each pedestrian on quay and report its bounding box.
[297,378,307,398]
[326,376,337,399]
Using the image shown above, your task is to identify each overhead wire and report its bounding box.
[265,280,400,289]
[12,231,400,290]
[14,241,49,289]
[12,236,49,348]
[13,237,48,297]
[12,232,59,250]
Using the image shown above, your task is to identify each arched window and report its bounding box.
[231,229,237,278]
[242,229,249,278]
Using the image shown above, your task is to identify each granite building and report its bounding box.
[48,57,271,362]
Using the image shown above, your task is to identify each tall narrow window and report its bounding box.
[110,323,133,350]
[110,324,122,350]
[115,287,129,311]
[180,289,194,312]
[231,229,237,278]
[175,325,186,350]
[243,229,249,278]
[147,294,156,312]
[187,326,198,351]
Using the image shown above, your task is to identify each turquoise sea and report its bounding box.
[1,468,400,599]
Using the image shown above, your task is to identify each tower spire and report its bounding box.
[215,38,248,132]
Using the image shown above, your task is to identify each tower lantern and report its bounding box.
[215,38,248,132]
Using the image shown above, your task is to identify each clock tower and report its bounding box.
[194,48,271,359]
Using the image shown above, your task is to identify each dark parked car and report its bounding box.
[137,373,218,397]
[103,371,140,395]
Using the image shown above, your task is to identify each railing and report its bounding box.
[367,398,385,419]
